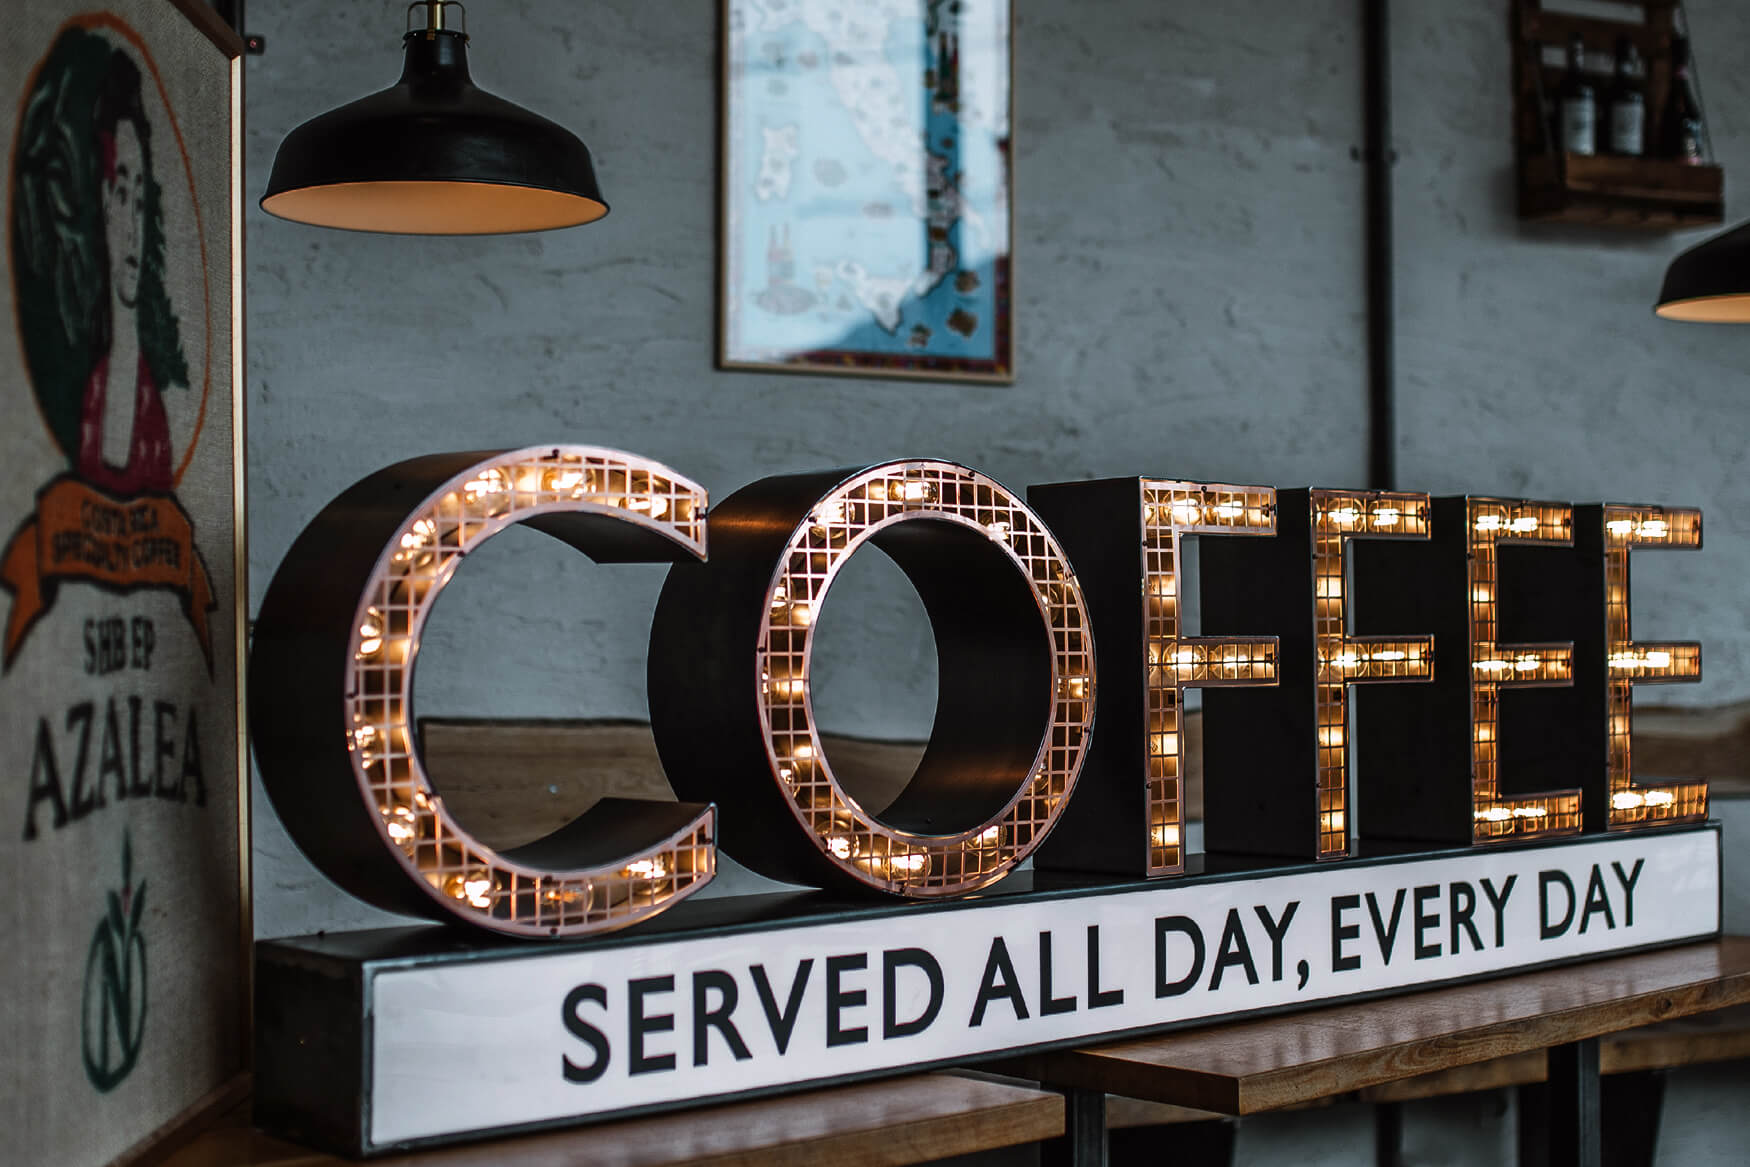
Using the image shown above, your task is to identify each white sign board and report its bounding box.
[361,828,1717,1149]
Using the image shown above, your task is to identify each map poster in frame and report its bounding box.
[0,1,248,1164]
[718,0,1014,383]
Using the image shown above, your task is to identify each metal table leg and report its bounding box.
[1041,1087,1107,1167]
[1375,1099,1406,1167]
[1547,1037,1603,1167]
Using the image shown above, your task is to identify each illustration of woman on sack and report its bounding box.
[13,28,191,494]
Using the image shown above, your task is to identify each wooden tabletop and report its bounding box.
[155,1072,1063,1167]
[1003,938,1750,1115]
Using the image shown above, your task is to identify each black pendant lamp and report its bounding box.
[1656,221,1750,323]
[262,1,608,234]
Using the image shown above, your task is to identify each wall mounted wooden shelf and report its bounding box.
[1512,0,1724,231]
[1520,153,1724,229]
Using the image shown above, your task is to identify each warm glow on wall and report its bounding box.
[1467,500,1581,841]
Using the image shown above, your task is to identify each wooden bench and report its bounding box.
[1005,939,1750,1167]
[151,1072,1064,1167]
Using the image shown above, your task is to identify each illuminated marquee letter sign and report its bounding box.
[649,460,1094,894]
[245,449,1722,1158]
[1028,478,1278,877]
[1582,504,1706,830]
[1350,498,1582,846]
[1200,489,1434,860]
[250,447,716,937]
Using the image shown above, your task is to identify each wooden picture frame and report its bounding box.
[0,2,247,1163]
[717,0,1015,383]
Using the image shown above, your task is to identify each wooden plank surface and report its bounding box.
[154,1073,1062,1167]
[1005,939,1750,1116]
[1356,1001,1750,1103]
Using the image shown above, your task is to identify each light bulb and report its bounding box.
[890,479,935,503]
[545,467,585,493]
[400,517,437,550]
[357,609,385,657]
[462,468,507,498]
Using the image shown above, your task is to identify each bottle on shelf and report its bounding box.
[1558,34,1596,156]
[1661,35,1706,164]
[1606,37,1644,157]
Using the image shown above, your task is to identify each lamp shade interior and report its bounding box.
[1655,293,1750,323]
[1656,221,1750,323]
[261,180,608,235]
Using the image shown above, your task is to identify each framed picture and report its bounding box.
[0,2,247,1163]
[718,0,1014,383]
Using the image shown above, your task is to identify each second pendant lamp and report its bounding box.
[1657,222,1750,323]
[262,0,608,235]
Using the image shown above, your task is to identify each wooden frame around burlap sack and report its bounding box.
[1,2,247,1164]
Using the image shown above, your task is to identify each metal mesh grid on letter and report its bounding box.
[756,461,1094,895]
[1140,481,1279,875]
[1311,490,1434,859]
[1467,499,1582,842]
[1601,505,1706,829]
[347,447,715,937]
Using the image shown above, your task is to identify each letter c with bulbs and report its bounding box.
[249,446,1720,1156]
